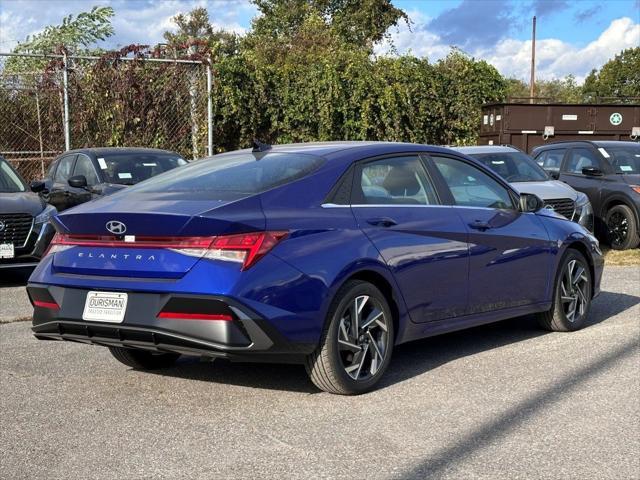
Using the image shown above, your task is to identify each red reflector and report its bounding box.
[157,312,233,321]
[33,300,59,310]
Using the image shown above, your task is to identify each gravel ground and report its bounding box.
[0,266,638,479]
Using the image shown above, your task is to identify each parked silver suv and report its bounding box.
[452,145,593,231]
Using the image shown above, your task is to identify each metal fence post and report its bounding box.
[62,51,70,151]
[206,61,213,157]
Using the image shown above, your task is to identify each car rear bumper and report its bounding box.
[28,284,315,363]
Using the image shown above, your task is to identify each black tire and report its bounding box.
[606,204,639,250]
[305,280,394,395]
[537,249,592,332]
[108,347,180,370]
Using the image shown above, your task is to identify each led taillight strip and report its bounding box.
[46,231,288,270]
[33,300,59,310]
[157,312,232,321]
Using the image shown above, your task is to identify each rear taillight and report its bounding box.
[45,231,288,270]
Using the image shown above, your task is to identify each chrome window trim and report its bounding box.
[320,202,517,212]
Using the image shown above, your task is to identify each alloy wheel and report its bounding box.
[607,211,628,247]
[337,295,390,381]
[559,259,589,323]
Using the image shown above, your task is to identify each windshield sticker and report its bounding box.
[491,160,505,164]
[142,163,157,167]
[620,165,633,172]
[598,148,610,158]
[118,172,133,179]
[97,158,108,169]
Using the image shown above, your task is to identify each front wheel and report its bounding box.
[305,280,394,395]
[606,204,639,250]
[537,249,592,332]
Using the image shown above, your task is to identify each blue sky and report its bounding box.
[1,0,638,81]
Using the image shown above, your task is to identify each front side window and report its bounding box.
[54,155,75,183]
[98,153,187,185]
[73,155,100,186]
[0,160,26,192]
[565,148,599,174]
[432,155,514,209]
[357,156,438,205]
[471,151,548,182]
[128,152,325,200]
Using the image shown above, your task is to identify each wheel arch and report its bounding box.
[328,263,409,344]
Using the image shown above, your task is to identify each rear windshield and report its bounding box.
[98,153,187,185]
[598,145,640,174]
[127,151,325,199]
[0,159,26,192]
[470,152,548,182]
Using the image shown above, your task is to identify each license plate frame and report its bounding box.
[82,291,128,323]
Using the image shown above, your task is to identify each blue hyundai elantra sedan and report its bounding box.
[28,142,603,394]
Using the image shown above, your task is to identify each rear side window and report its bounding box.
[432,155,514,209]
[54,155,76,183]
[356,156,438,205]
[129,152,325,199]
[536,149,565,172]
[98,153,187,185]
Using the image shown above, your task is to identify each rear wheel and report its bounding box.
[109,347,180,370]
[537,249,592,332]
[606,204,639,250]
[305,280,394,395]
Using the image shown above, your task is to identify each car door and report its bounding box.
[69,154,100,207]
[559,147,605,213]
[351,154,470,323]
[47,154,77,211]
[428,154,551,314]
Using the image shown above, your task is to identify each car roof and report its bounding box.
[64,147,180,156]
[533,140,640,151]
[207,141,456,160]
[449,145,520,154]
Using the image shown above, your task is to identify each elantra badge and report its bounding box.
[106,220,127,235]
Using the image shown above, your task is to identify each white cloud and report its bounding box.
[480,17,640,81]
[379,12,640,82]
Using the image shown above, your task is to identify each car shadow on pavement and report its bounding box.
[149,290,639,395]
[0,266,35,287]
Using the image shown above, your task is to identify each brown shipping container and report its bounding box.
[478,103,640,153]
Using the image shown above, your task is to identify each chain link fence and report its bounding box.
[0,52,212,182]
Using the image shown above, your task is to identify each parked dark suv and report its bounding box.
[35,148,187,212]
[0,156,56,269]
[532,141,640,250]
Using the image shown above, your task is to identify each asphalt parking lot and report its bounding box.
[0,266,638,479]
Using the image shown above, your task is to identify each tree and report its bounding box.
[8,5,114,70]
[248,0,408,56]
[583,47,640,100]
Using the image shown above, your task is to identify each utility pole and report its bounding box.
[530,16,536,104]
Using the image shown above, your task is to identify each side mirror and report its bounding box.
[30,180,46,193]
[519,193,544,213]
[68,175,87,188]
[547,170,560,180]
[582,167,603,177]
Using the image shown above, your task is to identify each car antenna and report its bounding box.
[252,139,272,153]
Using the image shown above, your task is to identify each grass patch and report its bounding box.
[603,247,640,266]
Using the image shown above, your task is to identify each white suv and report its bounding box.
[451,145,593,231]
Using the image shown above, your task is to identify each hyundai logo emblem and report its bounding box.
[0,220,5,232]
[106,220,127,235]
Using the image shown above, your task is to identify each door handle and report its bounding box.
[366,217,398,227]
[469,220,491,231]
